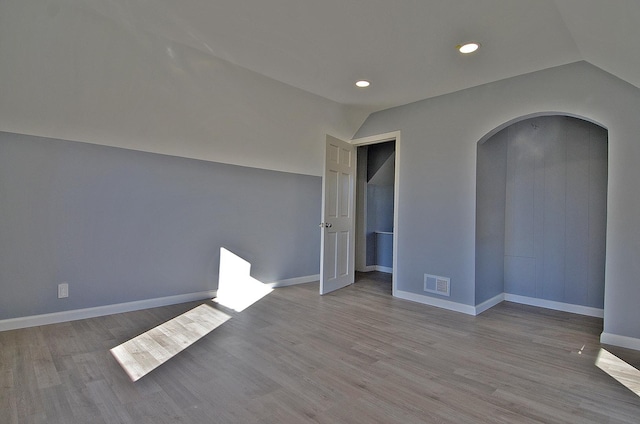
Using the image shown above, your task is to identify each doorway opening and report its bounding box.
[354,134,398,295]
[319,131,400,296]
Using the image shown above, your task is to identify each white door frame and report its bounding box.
[350,130,401,296]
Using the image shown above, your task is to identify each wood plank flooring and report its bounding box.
[1,272,639,423]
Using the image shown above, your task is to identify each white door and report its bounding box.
[320,135,356,294]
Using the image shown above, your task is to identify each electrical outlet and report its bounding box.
[58,283,69,299]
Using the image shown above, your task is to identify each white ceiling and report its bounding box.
[26,0,640,112]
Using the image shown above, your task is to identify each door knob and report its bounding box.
[319,222,333,228]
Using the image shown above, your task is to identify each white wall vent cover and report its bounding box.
[424,274,450,297]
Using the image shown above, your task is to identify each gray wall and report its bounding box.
[354,61,640,341]
[502,116,607,307]
[475,129,507,304]
[0,132,321,320]
[355,146,368,271]
[367,184,394,267]
[476,116,607,307]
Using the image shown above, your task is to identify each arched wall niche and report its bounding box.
[475,113,608,314]
[477,111,608,146]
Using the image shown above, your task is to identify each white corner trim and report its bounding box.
[0,290,217,332]
[504,293,604,318]
[475,293,505,315]
[266,274,319,288]
[600,332,640,351]
[394,290,476,316]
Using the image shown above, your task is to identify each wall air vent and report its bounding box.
[424,274,450,297]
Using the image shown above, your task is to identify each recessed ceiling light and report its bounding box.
[457,42,480,54]
[356,80,370,88]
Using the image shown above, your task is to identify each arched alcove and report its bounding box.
[476,115,608,313]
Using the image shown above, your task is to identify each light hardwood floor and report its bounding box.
[1,272,639,423]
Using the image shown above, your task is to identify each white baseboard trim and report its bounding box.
[356,266,393,273]
[504,293,604,318]
[357,266,377,272]
[374,266,393,273]
[395,290,476,316]
[0,290,217,332]
[392,289,605,318]
[266,274,320,288]
[475,293,505,315]
[600,332,640,351]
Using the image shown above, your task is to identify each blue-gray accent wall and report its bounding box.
[475,128,508,304]
[0,132,321,320]
[476,116,607,307]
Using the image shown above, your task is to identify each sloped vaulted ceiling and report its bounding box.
[3,1,639,112]
[25,0,633,111]
[554,0,640,92]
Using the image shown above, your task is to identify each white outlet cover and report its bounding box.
[58,283,69,298]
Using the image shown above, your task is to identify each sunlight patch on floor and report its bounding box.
[596,348,640,397]
[111,248,274,381]
[214,247,273,312]
[110,304,230,381]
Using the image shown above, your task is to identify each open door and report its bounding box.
[320,135,356,294]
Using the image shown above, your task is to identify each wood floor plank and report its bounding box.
[1,271,639,423]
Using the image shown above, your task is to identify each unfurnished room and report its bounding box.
[1,1,640,423]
